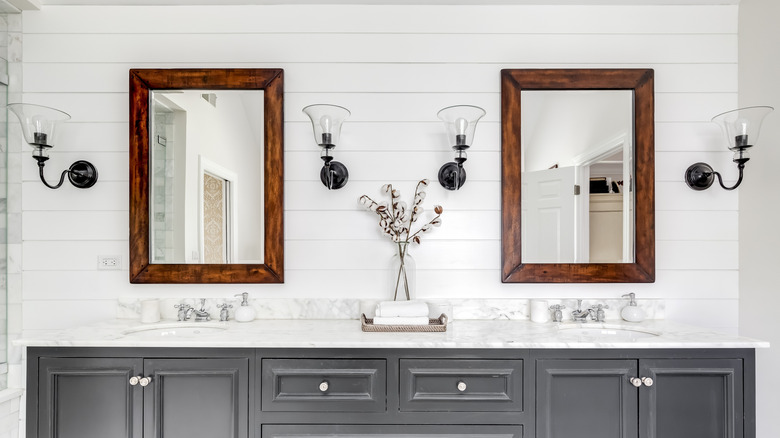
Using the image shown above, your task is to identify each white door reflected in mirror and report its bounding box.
[150,90,265,264]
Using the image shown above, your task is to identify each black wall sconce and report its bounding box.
[8,103,98,189]
[303,104,350,190]
[437,105,486,190]
[685,105,773,191]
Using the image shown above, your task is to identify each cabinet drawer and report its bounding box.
[400,359,524,412]
[263,424,523,438]
[262,359,386,412]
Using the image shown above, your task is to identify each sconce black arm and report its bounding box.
[36,158,99,189]
[684,161,745,191]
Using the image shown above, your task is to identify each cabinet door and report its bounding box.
[38,357,143,438]
[536,359,638,438]
[640,359,743,438]
[143,358,249,438]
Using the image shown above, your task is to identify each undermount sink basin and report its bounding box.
[556,325,661,340]
[122,322,227,338]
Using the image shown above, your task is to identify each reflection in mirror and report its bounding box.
[521,90,634,264]
[501,69,654,283]
[129,68,284,284]
[150,90,265,264]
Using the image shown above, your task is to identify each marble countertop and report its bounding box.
[14,318,769,349]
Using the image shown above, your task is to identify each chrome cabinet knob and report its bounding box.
[139,376,153,387]
[630,377,642,387]
[642,377,654,387]
[457,381,467,392]
[129,376,142,386]
[319,381,329,392]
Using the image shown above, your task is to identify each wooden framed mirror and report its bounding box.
[501,69,654,283]
[129,68,284,283]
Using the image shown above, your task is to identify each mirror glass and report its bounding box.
[129,68,284,284]
[501,69,654,283]
[520,90,634,264]
[150,90,265,264]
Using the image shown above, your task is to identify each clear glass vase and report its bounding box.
[390,241,416,301]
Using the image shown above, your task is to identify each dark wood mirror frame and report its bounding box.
[501,69,655,283]
[129,68,284,283]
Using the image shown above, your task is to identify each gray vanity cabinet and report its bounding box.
[27,347,755,438]
[536,355,745,438]
[29,349,250,438]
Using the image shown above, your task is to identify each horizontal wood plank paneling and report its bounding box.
[656,210,738,241]
[18,4,741,333]
[656,241,739,270]
[23,5,738,35]
[22,181,128,211]
[23,34,737,64]
[23,62,738,94]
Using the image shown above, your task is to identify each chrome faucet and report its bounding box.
[193,299,211,322]
[174,304,194,321]
[589,304,609,322]
[571,300,592,322]
[217,303,232,322]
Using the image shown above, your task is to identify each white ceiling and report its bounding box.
[4,0,741,10]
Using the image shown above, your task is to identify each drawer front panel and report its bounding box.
[263,424,523,438]
[400,359,524,412]
[262,359,386,412]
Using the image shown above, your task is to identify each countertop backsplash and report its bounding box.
[117,297,664,322]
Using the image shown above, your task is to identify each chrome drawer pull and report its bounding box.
[457,381,467,392]
[630,377,642,387]
[641,377,654,387]
[319,381,329,392]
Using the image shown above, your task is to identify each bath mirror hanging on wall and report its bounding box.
[129,68,284,283]
[501,69,655,283]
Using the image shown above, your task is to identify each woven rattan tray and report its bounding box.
[361,313,448,332]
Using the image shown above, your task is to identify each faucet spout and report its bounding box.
[193,299,211,322]
[571,299,591,322]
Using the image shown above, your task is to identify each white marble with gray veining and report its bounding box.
[116,297,664,321]
[14,318,768,349]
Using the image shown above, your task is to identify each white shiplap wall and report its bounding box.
[15,5,740,334]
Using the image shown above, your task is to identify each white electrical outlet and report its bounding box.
[98,255,121,270]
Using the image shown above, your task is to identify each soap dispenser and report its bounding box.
[620,293,646,323]
[234,292,256,323]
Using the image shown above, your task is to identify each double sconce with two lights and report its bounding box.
[303,103,485,190]
[7,103,98,189]
[685,105,773,191]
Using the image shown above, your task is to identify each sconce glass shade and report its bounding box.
[437,105,486,150]
[712,105,774,160]
[302,104,351,148]
[7,103,71,159]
